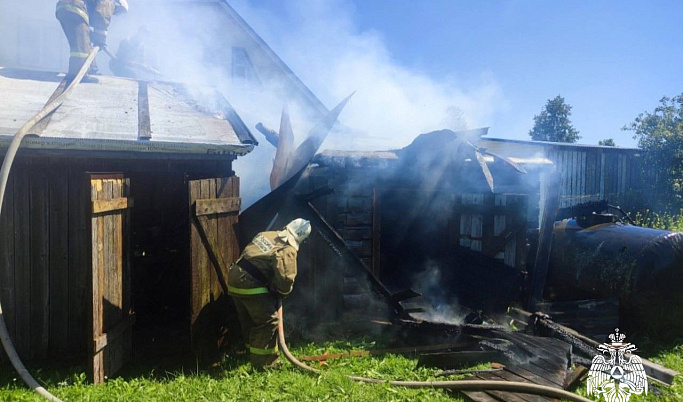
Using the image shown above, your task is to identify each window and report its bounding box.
[231,47,259,86]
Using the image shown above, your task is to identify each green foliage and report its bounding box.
[598,138,616,146]
[633,209,683,232]
[529,95,581,143]
[625,94,683,208]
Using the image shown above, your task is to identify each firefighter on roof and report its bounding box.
[55,0,128,82]
[228,218,311,369]
[109,25,151,79]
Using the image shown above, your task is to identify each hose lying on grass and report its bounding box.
[0,46,101,402]
[276,298,592,402]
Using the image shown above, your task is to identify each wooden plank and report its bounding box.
[487,370,551,402]
[194,196,240,216]
[121,177,133,373]
[92,197,133,214]
[599,151,605,199]
[49,164,69,356]
[106,178,120,376]
[371,188,381,278]
[585,152,596,199]
[461,390,501,402]
[199,180,211,316]
[189,179,203,346]
[207,178,220,300]
[137,81,152,140]
[513,361,565,388]
[68,163,88,357]
[528,171,561,309]
[89,175,104,383]
[93,314,136,354]
[30,166,50,359]
[476,372,533,402]
[564,365,588,389]
[0,171,15,362]
[13,164,31,358]
[504,364,559,389]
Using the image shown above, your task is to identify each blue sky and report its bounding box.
[347,0,683,147]
[235,0,683,149]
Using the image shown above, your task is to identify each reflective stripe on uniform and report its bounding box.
[56,3,90,25]
[227,285,269,295]
[249,345,277,355]
[70,51,89,58]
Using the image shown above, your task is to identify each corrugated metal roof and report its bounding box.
[478,137,640,155]
[0,68,256,156]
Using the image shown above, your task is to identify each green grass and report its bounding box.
[0,339,466,401]
[1,337,682,401]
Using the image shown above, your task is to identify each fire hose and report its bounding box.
[276,298,592,402]
[0,46,102,402]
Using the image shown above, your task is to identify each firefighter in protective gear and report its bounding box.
[109,25,150,79]
[55,0,128,81]
[228,218,311,369]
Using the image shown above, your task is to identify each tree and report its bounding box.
[529,95,581,143]
[598,138,616,146]
[624,94,683,207]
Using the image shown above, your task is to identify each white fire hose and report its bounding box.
[0,46,101,402]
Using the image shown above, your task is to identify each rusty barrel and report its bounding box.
[545,219,683,337]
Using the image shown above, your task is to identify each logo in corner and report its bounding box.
[587,328,648,402]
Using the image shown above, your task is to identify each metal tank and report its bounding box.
[544,218,683,336]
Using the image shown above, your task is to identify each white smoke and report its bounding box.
[1,0,504,206]
[230,0,503,151]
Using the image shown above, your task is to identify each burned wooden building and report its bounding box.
[0,68,256,382]
[284,129,554,324]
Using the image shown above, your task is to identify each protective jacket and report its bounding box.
[228,231,298,297]
[227,230,299,368]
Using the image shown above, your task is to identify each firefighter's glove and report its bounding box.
[269,283,287,298]
[91,30,107,48]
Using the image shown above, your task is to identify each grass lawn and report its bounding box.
[1,336,681,401]
[0,339,462,401]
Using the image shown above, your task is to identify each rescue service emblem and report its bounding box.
[253,234,275,253]
[587,328,647,402]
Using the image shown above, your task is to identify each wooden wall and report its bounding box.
[0,154,233,364]
[304,166,528,280]
[542,148,645,211]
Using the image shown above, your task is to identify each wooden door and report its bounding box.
[188,176,240,360]
[87,173,134,384]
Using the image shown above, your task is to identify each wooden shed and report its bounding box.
[0,68,256,382]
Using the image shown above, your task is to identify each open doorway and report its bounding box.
[128,171,191,361]
[379,189,454,291]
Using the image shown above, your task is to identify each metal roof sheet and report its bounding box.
[0,68,256,156]
[479,137,640,151]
